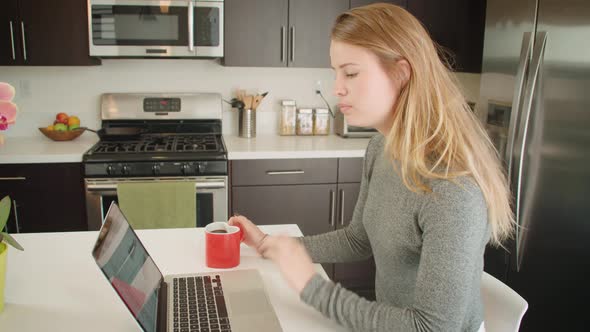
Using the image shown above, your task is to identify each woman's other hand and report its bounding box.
[228,214,266,249]
[258,235,317,295]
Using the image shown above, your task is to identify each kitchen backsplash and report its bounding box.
[1,59,481,137]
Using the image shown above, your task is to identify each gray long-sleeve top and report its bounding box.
[300,134,490,332]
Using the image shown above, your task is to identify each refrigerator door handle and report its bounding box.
[512,31,548,272]
[506,32,533,181]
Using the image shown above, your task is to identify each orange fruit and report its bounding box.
[68,116,80,126]
[46,125,54,131]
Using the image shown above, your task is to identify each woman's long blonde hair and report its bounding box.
[332,3,514,246]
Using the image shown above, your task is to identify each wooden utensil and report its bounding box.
[252,95,262,110]
[243,95,253,110]
[237,90,246,102]
[252,91,268,110]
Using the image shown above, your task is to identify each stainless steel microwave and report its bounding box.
[87,0,223,57]
[334,110,378,138]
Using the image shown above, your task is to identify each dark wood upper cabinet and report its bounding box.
[349,0,487,73]
[287,0,349,68]
[224,0,348,68]
[224,0,288,67]
[0,0,100,66]
[350,0,407,8]
[407,0,486,73]
[0,0,23,65]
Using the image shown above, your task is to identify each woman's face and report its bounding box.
[330,40,407,133]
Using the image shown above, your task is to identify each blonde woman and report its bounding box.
[230,4,514,331]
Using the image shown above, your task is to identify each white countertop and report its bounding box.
[0,134,99,164]
[224,134,370,160]
[0,224,345,332]
[0,134,369,164]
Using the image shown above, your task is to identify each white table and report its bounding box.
[0,224,345,332]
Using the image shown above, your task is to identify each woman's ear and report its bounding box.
[395,59,411,86]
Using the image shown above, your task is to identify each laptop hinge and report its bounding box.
[156,279,169,332]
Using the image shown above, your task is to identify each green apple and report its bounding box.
[54,123,67,131]
[68,123,80,131]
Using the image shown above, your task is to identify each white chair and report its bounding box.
[481,271,528,332]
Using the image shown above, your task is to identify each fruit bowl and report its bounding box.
[38,127,85,141]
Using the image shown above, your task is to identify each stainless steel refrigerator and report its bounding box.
[476,0,589,330]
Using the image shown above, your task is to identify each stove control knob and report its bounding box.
[196,163,205,174]
[106,165,114,176]
[121,165,130,175]
[152,164,161,175]
[181,163,191,175]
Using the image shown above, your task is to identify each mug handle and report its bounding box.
[235,224,245,242]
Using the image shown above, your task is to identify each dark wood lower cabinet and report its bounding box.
[334,182,376,300]
[231,158,376,300]
[231,183,336,276]
[0,163,87,233]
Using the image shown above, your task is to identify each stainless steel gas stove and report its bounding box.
[83,93,228,230]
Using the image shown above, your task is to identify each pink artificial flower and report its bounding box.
[0,83,15,101]
[0,101,17,127]
[0,115,8,131]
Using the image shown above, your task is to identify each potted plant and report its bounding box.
[0,195,24,313]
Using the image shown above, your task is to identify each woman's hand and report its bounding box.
[258,235,317,295]
[228,215,266,249]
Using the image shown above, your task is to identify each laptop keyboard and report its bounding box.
[173,275,232,332]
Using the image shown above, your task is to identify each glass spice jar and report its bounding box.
[296,108,313,135]
[313,108,330,135]
[280,100,297,136]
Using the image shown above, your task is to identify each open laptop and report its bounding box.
[92,202,283,332]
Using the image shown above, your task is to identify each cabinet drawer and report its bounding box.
[231,159,337,186]
[338,158,363,183]
[231,184,336,233]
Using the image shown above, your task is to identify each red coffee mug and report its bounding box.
[205,222,243,268]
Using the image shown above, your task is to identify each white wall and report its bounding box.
[0,59,480,137]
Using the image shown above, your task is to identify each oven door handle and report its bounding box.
[86,181,226,192]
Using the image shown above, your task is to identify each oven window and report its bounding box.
[92,5,189,46]
[196,193,214,228]
[101,195,119,222]
[100,193,213,228]
[194,7,219,47]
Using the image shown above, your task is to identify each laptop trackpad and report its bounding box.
[227,290,282,332]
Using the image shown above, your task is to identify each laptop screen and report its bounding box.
[92,202,163,332]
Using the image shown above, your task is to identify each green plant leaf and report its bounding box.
[1,231,24,251]
[0,196,11,230]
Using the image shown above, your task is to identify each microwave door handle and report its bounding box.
[188,0,194,52]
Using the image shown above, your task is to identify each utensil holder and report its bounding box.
[238,108,256,138]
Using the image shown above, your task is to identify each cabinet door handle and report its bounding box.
[329,190,335,226]
[188,0,194,52]
[266,170,304,175]
[289,26,295,63]
[13,199,21,233]
[280,26,285,63]
[0,177,27,181]
[9,21,16,60]
[339,189,345,226]
[20,21,27,61]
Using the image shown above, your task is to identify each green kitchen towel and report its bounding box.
[117,181,196,229]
